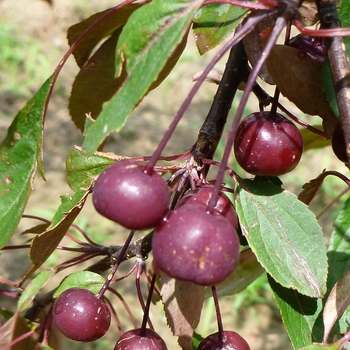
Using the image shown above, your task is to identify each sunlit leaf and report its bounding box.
[299,341,344,350]
[83,0,204,155]
[67,4,143,67]
[300,126,330,152]
[236,179,327,298]
[193,3,246,55]
[66,146,122,191]
[54,271,106,298]
[18,269,55,312]
[0,76,53,249]
[266,45,338,137]
[160,272,204,350]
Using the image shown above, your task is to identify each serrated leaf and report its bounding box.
[18,188,91,286]
[323,271,350,343]
[160,272,204,350]
[205,248,264,298]
[266,45,338,137]
[236,179,327,298]
[54,271,106,298]
[83,0,204,155]
[269,276,324,349]
[301,126,330,152]
[0,76,53,248]
[192,4,246,55]
[66,146,121,191]
[17,269,55,312]
[67,4,143,67]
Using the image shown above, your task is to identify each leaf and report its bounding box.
[83,0,204,155]
[243,14,276,84]
[67,4,143,67]
[269,276,324,349]
[0,311,38,350]
[17,269,55,312]
[266,45,338,137]
[299,341,344,350]
[205,248,264,298]
[236,179,327,298]
[339,0,350,58]
[66,146,121,191]
[18,188,91,286]
[323,59,340,122]
[54,271,106,298]
[300,126,330,152]
[192,4,247,55]
[69,31,127,132]
[323,271,350,342]
[298,170,328,205]
[0,76,53,249]
[160,272,204,350]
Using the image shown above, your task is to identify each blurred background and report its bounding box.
[0,0,348,349]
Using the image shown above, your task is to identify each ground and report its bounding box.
[0,0,348,349]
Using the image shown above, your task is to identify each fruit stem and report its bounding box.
[140,267,158,336]
[145,11,273,173]
[208,15,287,211]
[96,230,135,300]
[211,286,224,343]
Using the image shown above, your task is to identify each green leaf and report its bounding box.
[269,276,324,349]
[54,271,106,298]
[17,269,55,312]
[19,188,90,286]
[339,0,350,58]
[66,146,119,191]
[192,4,246,54]
[67,4,143,68]
[83,0,204,155]
[299,341,344,350]
[236,179,327,298]
[322,59,340,121]
[0,76,53,249]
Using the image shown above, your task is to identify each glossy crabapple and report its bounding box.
[152,204,240,286]
[52,288,111,342]
[198,330,251,350]
[234,111,303,176]
[176,186,238,229]
[92,160,170,230]
[114,328,168,349]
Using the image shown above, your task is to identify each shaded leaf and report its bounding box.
[205,248,264,298]
[0,76,53,249]
[0,311,38,350]
[66,146,122,191]
[54,271,106,298]
[18,269,55,312]
[323,271,350,343]
[323,59,340,121]
[269,276,324,349]
[192,4,246,55]
[236,179,327,298]
[69,31,127,132]
[83,0,204,155]
[67,4,143,67]
[298,170,328,205]
[19,188,91,286]
[266,45,338,137]
[160,272,204,350]
[301,126,330,152]
[243,14,276,84]
[339,0,350,58]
